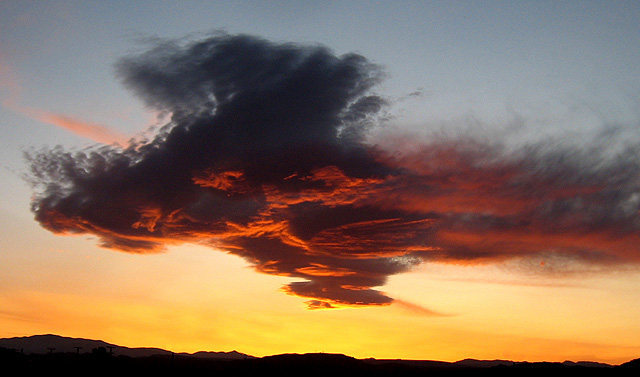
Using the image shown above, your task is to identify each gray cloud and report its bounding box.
[25,32,640,309]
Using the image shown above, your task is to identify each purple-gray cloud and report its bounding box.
[25,33,640,309]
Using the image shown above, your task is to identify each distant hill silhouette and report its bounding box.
[454,358,516,367]
[0,334,253,359]
[561,360,612,368]
[621,358,640,368]
[185,350,253,360]
[2,334,639,376]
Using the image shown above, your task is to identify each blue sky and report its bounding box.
[3,1,639,131]
[2,1,637,213]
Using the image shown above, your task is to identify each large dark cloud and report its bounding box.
[26,33,640,309]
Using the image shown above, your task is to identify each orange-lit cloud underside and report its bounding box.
[30,142,640,309]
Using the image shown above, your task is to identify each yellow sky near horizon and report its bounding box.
[2,227,640,365]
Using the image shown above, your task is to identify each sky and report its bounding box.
[1,0,640,364]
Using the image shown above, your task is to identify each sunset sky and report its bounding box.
[2,1,640,364]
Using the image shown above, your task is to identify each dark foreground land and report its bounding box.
[3,347,640,377]
[2,335,639,376]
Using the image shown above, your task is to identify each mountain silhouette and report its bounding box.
[0,334,253,359]
[3,334,640,376]
[621,358,640,368]
[454,358,516,367]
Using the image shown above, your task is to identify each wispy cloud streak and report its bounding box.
[1,51,127,146]
[28,110,129,145]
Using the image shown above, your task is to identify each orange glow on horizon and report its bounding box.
[2,243,640,365]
